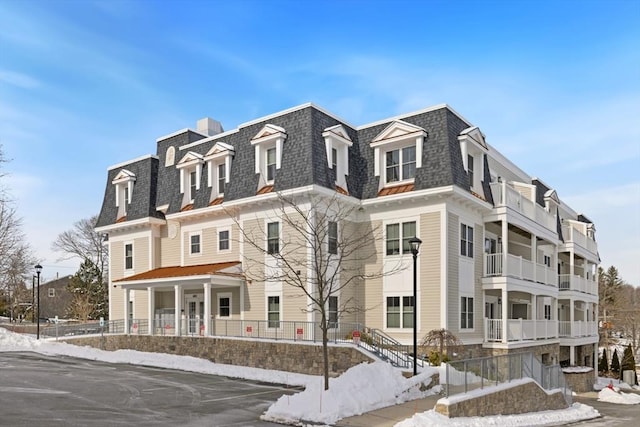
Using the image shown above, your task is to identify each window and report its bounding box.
[219,229,230,251]
[461,296,474,329]
[267,222,279,254]
[460,224,474,258]
[266,148,276,182]
[124,186,130,205]
[48,288,55,298]
[543,255,551,268]
[544,304,552,320]
[467,154,474,187]
[328,295,338,328]
[189,170,197,201]
[386,221,416,255]
[386,296,414,328]
[385,146,416,183]
[190,233,201,255]
[112,169,136,219]
[268,296,280,328]
[125,243,133,270]
[331,148,337,170]
[176,151,204,208]
[323,124,353,192]
[219,296,230,318]
[328,221,338,255]
[217,163,226,195]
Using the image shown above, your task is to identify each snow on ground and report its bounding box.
[594,376,640,392]
[597,387,640,405]
[0,327,603,426]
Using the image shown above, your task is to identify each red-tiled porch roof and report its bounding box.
[114,261,242,282]
[257,185,274,195]
[336,185,349,195]
[209,197,223,206]
[377,183,414,196]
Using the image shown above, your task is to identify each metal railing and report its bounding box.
[209,319,364,343]
[366,328,421,369]
[444,352,572,405]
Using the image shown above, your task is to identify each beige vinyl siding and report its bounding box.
[212,288,241,318]
[133,289,149,319]
[160,226,180,267]
[362,219,384,330]
[242,218,265,320]
[280,213,310,322]
[111,286,125,320]
[419,211,442,334]
[334,220,365,324]
[467,222,484,341]
[447,212,459,331]
[134,237,149,272]
[110,241,125,280]
[183,231,202,266]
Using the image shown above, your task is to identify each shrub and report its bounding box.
[598,349,609,373]
[620,344,638,385]
[611,348,620,374]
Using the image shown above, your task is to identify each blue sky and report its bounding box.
[1,0,638,285]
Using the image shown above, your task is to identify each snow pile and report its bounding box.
[597,387,640,405]
[262,361,440,425]
[594,376,640,392]
[396,403,600,427]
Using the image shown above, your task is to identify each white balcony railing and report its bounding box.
[558,274,597,295]
[484,253,557,286]
[490,182,556,232]
[558,320,598,338]
[562,225,597,255]
[485,318,558,342]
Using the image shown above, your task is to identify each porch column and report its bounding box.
[501,221,508,275]
[531,234,537,282]
[147,286,155,336]
[570,345,575,366]
[501,287,508,343]
[532,294,537,339]
[174,284,182,337]
[123,287,130,334]
[240,281,245,320]
[553,298,559,337]
[569,297,574,334]
[569,250,575,285]
[204,283,211,336]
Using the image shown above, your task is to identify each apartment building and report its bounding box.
[95,103,599,368]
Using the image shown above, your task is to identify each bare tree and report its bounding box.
[231,192,399,390]
[421,328,463,365]
[51,215,108,281]
[615,284,640,355]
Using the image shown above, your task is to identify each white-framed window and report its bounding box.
[460,224,474,258]
[328,221,338,255]
[386,221,416,255]
[458,126,488,193]
[48,288,55,298]
[386,296,414,329]
[385,146,416,184]
[267,222,280,255]
[217,163,226,195]
[112,169,136,219]
[328,295,338,328]
[218,228,230,252]
[205,142,234,201]
[189,170,197,202]
[323,124,353,191]
[543,255,551,268]
[124,242,133,270]
[371,120,425,190]
[177,151,204,207]
[331,148,337,170]
[461,296,474,329]
[190,232,201,255]
[467,154,474,188]
[267,295,280,328]
[251,124,287,189]
[218,293,231,318]
[544,304,552,320]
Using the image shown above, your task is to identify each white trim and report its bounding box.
[156,127,207,143]
[266,292,282,329]
[107,155,158,171]
[440,205,448,329]
[217,292,232,319]
[189,231,202,257]
[124,241,134,276]
[358,103,471,130]
[217,226,232,253]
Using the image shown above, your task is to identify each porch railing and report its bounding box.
[558,274,597,295]
[558,320,598,338]
[484,253,557,286]
[562,225,597,256]
[484,318,557,342]
[490,182,556,232]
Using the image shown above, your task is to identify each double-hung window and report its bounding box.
[266,148,276,182]
[386,221,416,255]
[217,163,226,195]
[328,295,338,328]
[385,146,416,184]
[461,296,474,329]
[218,229,230,251]
[460,224,474,258]
[219,296,230,318]
[386,296,414,328]
[328,221,338,255]
[268,296,280,328]
[189,170,197,201]
[267,222,280,255]
[468,154,474,187]
[125,243,133,270]
[190,233,201,255]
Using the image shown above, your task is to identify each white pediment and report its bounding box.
[177,151,204,167]
[205,142,235,158]
[371,120,427,147]
[112,169,136,184]
[323,124,353,145]
[544,189,560,204]
[458,126,488,150]
[251,124,286,144]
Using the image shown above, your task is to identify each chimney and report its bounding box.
[196,117,224,137]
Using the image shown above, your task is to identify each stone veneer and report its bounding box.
[563,368,595,393]
[435,379,568,418]
[63,335,372,376]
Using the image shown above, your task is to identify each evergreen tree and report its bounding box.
[66,259,107,321]
[620,344,638,385]
[611,348,620,374]
[598,349,609,373]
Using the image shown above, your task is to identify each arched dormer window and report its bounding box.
[251,124,287,192]
[323,124,353,194]
[112,169,136,220]
[176,151,204,208]
[204,142,234,204]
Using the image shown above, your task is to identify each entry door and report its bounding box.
[185,295,204,335]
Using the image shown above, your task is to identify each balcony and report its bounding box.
[558,320,598,338]
[561,225,597,257]
[485,318,557,342]
[490,182,556,232]
[558,274,598,296]
[484,253,557,287]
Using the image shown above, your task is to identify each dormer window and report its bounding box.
[205,142,234,203]
[323,124,353,193]
[112,169,136,220]
[176,151,204,208]
[371,120,425,191]
[458,126,488,195]
[251,124,287,191]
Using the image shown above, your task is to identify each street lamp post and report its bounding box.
[35,264,42,339]
[408,237,422,376]
[32,276,36,323]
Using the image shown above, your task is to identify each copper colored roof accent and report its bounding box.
[116,216,127,223]
[180,203,194,212]
[209,197,223,206]
[377,183,415,197]
[257,185,274,195]
[470,190,486,201]
[336,185,349,195]
[114,261,242,282]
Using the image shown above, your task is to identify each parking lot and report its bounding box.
[0,352,299,426]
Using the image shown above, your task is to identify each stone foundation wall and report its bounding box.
[564,369,595,393]
[435,379,568,417]
[63,335,372,376]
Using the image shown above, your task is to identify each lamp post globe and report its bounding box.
[34,264,43,339]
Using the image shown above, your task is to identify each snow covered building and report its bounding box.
[95,103,599,368]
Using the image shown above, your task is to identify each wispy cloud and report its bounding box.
[0,70,41,89]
